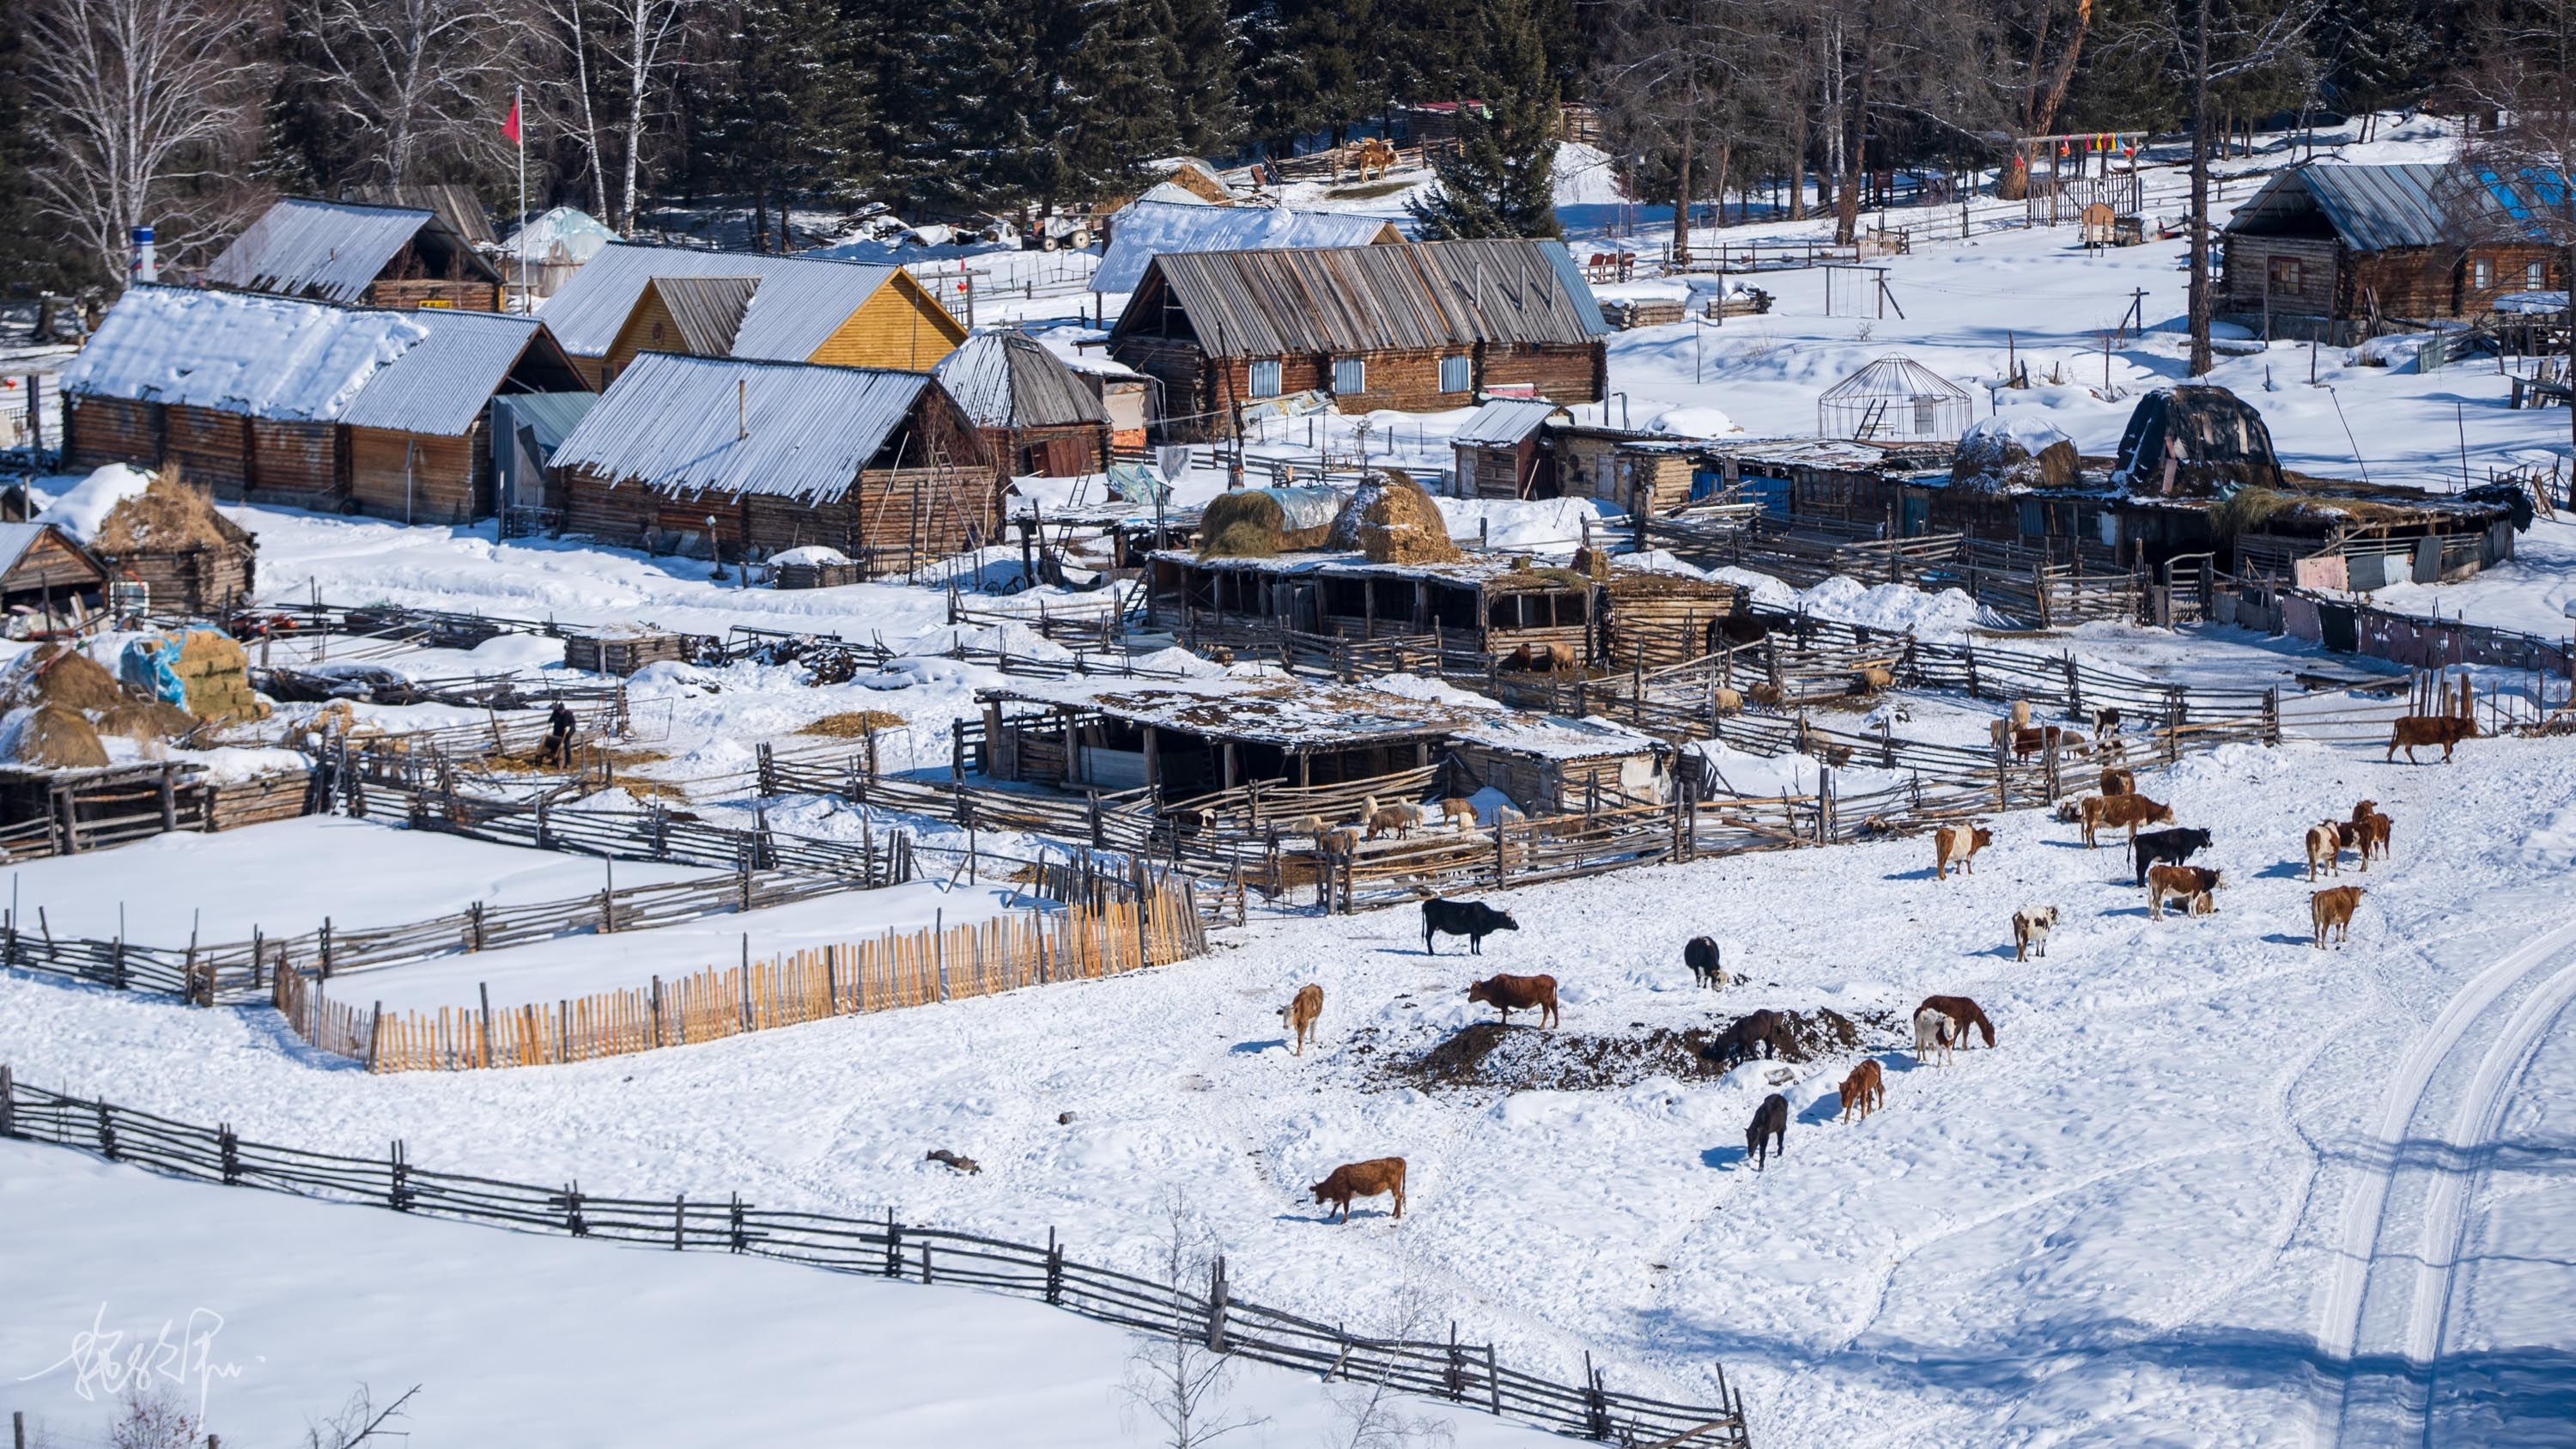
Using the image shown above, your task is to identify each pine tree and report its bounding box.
[2315,0,2427,135]
[1409,0,1559,239]
[0,9,84,292]
[696,0,867,247]
[1163,0,1240,156]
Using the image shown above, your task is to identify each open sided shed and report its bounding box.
[204,198,503,311]
[1145,550,1599,667]
[550,353,996,572]
[978,676,1473,794]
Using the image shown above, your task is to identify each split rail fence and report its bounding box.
[0,1071,1751,1446]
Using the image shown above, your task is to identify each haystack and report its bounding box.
[97,697,200,742]
[94,466,257,556]
[1953,414,2080,491]
[1327,469,1461,565]
[1197,490,1287,558]
[1,645,128,715]
[144,628,267,726]
[0,704,111,768]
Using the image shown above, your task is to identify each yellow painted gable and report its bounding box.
[805,272,967,371]
[601,283,689,379]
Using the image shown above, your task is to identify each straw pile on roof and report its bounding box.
[1952,414,2080,491]
[799,709,908,738]
[1570,544,1611,581]
[1198,490,1288,558]
[1328,469,1460,565]
[94,466,253,554]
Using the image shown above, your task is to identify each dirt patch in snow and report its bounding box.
[1388,1008,1876,1093]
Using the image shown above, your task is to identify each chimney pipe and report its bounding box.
[737,377,748,440]
[130,226,157,285]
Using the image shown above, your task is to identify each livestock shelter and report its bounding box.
[0,523,110,627]
[2221,163,2572,343]
[550,353,997,573]
[1551,427,1702,513]
[976,676,1473,794]
[1818,356,1976,442]
[536,244,967,388]
[202,198,504,311]
[1091,200,1401,295]
[58,287,590,519]
[933,331,1111,477]
[1449,399,1571,499]
[1144,551,1601,667]
[1448,713,1668,813]
[1109,240,1609,439]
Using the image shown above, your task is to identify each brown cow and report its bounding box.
[1363,795,1419,840]
[2312,886,2367,949]
[1933,825,1993,880]
[2100,767,2136,796]
[2012,725,2080,760]
[2387,715,2478,764]
[1852,665,1895,694]
[1838,1058,1885,1123]
[1747,681,1785,707]
[2350,801,2392,865]
[1504,642,1577,673]
[1309,1157,1406,1221]
[1467,972,1559,1028]
[1434,797,1479,831]
[1279,983,1324,1056]
[1321,825,1363,860]
[1917,995,1996,1049]
[2081,793,2175,849]
[2305,823,2345,881]
[2146,863,2222,920]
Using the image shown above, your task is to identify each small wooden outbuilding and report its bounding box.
[0,523,110,625]
[978,676,1473,794]
[1144,551,1599,667]
[1449,399,1570,499]
[337,309,591,523]
[1448,713,1668,813]
[550,352,997,572]
[933,331,1112,476]
[204,198,504,311]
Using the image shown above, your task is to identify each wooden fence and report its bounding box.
[0,1070,1751,1446]
[276,878,1211,1073]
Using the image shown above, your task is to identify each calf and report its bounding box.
[2055,799,2087,825]
[1434,797,1479,830]
[1684,935,1727,989]
[1934,825,1994,880]
[1309,1157,1406,1221]
[1278,983,1324,1056]
[1321,825,1362,861]
[2011,724,2079,760]
[1838,1058,1885,1124]
[1422,898,1517,955]
[1919,995,1996,1050]
[2362,810,2393,864]
[1852,665,1895,695]
[1913,1006,1955,1066]
[2012,905,2060,961]
[2387,714,2478,764]
[1467,972,1558,1028]
[2131,826,2215,887]
[2145,864,2222,920]
[2100,766,2136,796]
[2081,793,2175,849]
[2009,699,2035,730]
[2305,823,2344,881]
[1708,686,1746,714]
[2312,885,2367,949]
[1364,797,1418,840]
[1706,1008,1789,1070]
[1746,1093,1789,1171]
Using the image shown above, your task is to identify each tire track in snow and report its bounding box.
[2314,916,2576,1447]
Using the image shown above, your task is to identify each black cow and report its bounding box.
[2130,826,2215,887]
[1422,898,1518,955]
[1747,1093,1789,1171]
[1685,936,1725,989]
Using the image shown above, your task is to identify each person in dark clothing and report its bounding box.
[540,702,577,767]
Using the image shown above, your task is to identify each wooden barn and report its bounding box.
[203,197,504,311]
[1449,399,1570,499]
[1109,240,1609,440]
[549,353,998,572]
[976,677,1473,794]
[536,244,968,389]
[336,309,592,523]
[933,330,1112,477]
[1144,551,1601,667]
[0,523,110,626]
[2221,164,2570,343]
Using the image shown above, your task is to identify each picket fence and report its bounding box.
[277,880,1210,1073]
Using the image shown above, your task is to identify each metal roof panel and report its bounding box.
[549,352,935,504]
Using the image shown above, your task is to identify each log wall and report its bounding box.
[348,424,488,524]
[64,398,162,472]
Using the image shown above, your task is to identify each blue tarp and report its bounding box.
[118,633,191,708]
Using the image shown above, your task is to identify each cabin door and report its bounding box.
[1290,583,1321,633]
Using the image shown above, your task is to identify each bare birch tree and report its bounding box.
[1121,1195,1264,1449]
[295,0,521,186]
[21,0,270,283]
[530,0,611,216]
[598,0,698,232]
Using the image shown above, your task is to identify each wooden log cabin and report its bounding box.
[0,523,110,628]
[535,244,968,390]
[1145,551,1601,667]
[1449,399,1570,499]
[1447,713,1669,812]
[550,353,999,573]
[976,677,1474,795]
[2221,163,2571,344]
[202,197,505,311]
[336,310,591,524]
[933,330,1112,477]
[1109,239,1610,441]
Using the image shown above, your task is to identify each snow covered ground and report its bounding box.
[8,728,2572,1446]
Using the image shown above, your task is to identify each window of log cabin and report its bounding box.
[2474,258,2494,289]
[1331,356,1366,395]
[2265,256,2301,294]
[1439,355,1471,393]
[2527,261,2549,289]
[1249,360,1283,398]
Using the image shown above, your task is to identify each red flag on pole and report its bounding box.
[502,95,523,146]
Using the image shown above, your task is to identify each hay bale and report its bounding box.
[1570,545,1611,581]
[1328,469,1461,565]
[0,704,110,768]
[17,647,129,714]
[1197,490,1287,558]
[799,709,908,738]
[154,628,266,725]
[96,697,199,742]
[1953,414,2080,491]
[94,467,251,554]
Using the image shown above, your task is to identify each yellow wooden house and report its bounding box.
[539,243,968,387]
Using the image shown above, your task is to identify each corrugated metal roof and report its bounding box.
[1092,201,1401,294]
[0,523,53,575]
[2230,161,2564,251]
[653,276,761,354]
[337,309,548,435]
[934,331,1107,428]
[550,352,937,504]
[203,198,496,302]
[60,285,428,421]
[1128,240,1607,357]
[1451,398,1567,447]
[536,243,917,359]
[346,183,496,246]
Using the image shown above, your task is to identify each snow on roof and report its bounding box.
[550,352,935,504]
[1961,411,2074,454]
[60,286,428,422]
[0,521,80,575]
[1450,712,1662,760]
[1092,200,1400,295]
[1451,399,1569,447]
[36,465,155,541]
[535,243,914,359]
[1641,405,1742,439]
[1155,548,1593,590]
[1132,181,1220,209]
[2495,289,2569,315]
[935,331,1108,428]
[203,198,495,302]
[981,675,1473,747]
[337,308,550,435]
